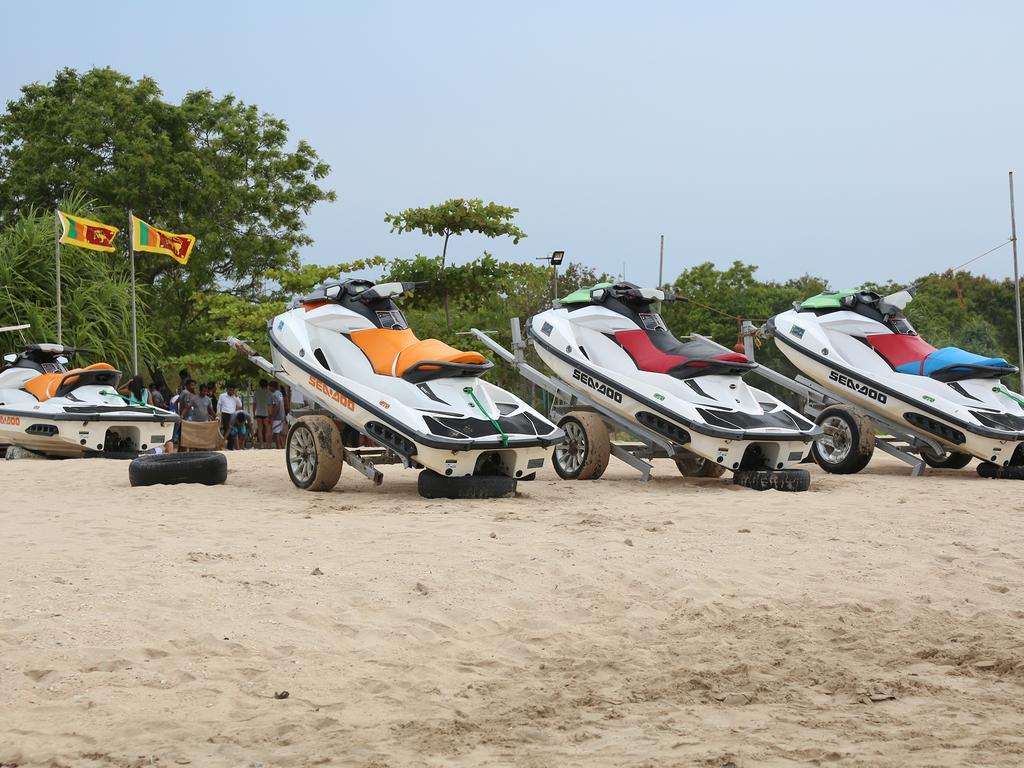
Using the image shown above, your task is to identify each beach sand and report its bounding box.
[1,450,1023,767]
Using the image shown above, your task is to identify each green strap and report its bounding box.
[464,386,509,446]
[996,385,1024,408]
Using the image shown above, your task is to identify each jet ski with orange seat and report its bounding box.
[770,287,1024,477]
[0,342,177,458]
[525,282,820,490]
[230,278,562,498]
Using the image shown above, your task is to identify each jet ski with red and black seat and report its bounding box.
[528,282,820,490]
[0,342,177,458]
[770,287,1024,477]
[263,278,562,497]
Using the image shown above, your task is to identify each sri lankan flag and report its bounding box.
[131,214,196,265]
[57,211,119,252]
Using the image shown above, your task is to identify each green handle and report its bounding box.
[464,386,509,446]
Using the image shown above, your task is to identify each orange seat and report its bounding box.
[22,363,116,402]
[349,329,485,377]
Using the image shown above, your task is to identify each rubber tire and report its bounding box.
[286,416,343,492]
[733,468,811,492]
[811,407,875,475]
[418,469,517,499]
[922,451,973,470]
[129,451,227,487]
[977,462,1024,480]
[552,412,611,480]
[675,452,727,478]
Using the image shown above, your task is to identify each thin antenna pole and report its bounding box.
[129,211,139,376]
[1010,171,1023,394]
[54,211,62,345]
[658,234,664,288]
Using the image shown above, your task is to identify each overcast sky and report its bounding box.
[2,1,1022,288]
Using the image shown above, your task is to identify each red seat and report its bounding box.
[865,334,937,369]
[613,330,748,374]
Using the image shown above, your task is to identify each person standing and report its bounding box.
[269,380,286,448]
[196,384,214,422]
[253,379,272,448]
[217,383,243,450]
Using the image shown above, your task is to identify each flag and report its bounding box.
[57,211,119,252]
[131,214,196,265]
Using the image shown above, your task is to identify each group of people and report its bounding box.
[121,373,289,452]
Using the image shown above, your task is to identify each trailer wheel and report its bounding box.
[418,470,517,498]
[674,452,727,478]
[552,412,610,480]
[286,416,343,492]
[977,462,1024,480]
[922,451,972,469]
[811,407,874,474]
[733,468,811,492]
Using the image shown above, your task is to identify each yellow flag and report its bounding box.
[131,214,195,265]
[57,211,119,252]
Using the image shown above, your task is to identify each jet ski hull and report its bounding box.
[268,305,560,480]
[771,311,1024,466]
[0,403,176,458]
[529,311,819,473]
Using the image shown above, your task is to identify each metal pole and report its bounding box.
[553,264,558,303]
[129,211,139,376]
[658,234,664,288]
[54,212,62,345]
[1010,172,1023,394]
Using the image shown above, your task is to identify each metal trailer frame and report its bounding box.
[469,319,704,481]
[739,320,950,477]
[224,336,407,487]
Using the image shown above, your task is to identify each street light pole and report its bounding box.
[1010,171,1023,394]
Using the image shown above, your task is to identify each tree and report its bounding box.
[0,67,335,356]
[384,199,527,328]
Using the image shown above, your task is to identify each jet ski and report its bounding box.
[770,287,1024,476]
[527,282,820,488]
[0,342,177,458]
[263,278,562,497]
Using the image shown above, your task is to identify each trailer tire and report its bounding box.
[129,451,227,487]
[552,412,610,480]
[922,451,972,470]
[733,468,811,492]
[418,469,517,498]
[286,416,343,492]
[675,452,727,478]
[977,462,1024,480]
[811,407,874,474]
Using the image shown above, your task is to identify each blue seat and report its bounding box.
[895,346,1012,379]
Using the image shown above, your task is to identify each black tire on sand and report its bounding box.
[129,451,227,487]
[418,470,517,499]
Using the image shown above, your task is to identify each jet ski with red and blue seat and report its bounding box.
[528,282,820,489]
[770,287,1024,477]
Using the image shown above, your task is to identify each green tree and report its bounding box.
[0,67,335,357]
[384,199,527,328]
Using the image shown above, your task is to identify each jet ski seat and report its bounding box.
[866,334,1015,382]
[349,328,491,383]
[613,329,753,379]
[22,363,118,402]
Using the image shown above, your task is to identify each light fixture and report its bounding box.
[550,250,565,266]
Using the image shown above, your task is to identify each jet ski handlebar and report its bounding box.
[358,281,431,303]
[594,284,688,304]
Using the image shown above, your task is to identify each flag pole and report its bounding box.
[54,211,62,345]
[129,211,138,376]
[1010,171,1023,395]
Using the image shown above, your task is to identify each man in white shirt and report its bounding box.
[217,383,244,449]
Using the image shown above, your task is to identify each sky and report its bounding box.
[2,1,1023,289]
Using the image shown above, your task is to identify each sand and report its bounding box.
[2,450,1023,767]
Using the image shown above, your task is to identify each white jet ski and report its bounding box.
[264,278,562,497]
[0,340,177,458]
[528,282,820,490]
[770,287,1024,477]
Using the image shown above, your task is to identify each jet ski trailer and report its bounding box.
[225,278,563,499]
[469,283,821,491]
